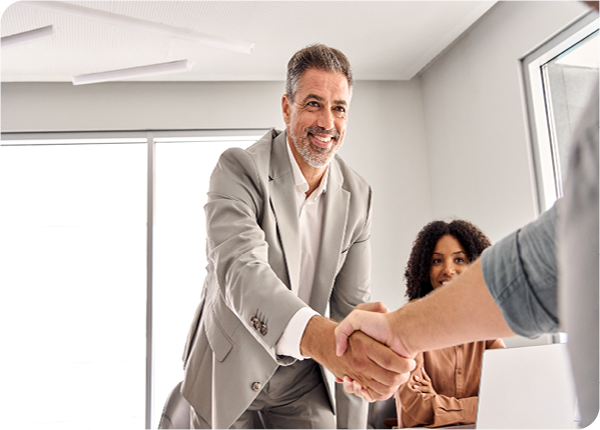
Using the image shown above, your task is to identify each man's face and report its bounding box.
[282,68,351,169]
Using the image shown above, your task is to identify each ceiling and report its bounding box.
[1,1,497,83]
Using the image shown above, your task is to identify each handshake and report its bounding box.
[300,302,416,403]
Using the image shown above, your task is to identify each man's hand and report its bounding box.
[334,307,410,358]
[354,301,390,314]
[332,301,391,384]
[300,315,413,402]
[332,304,416,401]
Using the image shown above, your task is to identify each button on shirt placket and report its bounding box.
[455,345,464,397]
[293,165,326,305]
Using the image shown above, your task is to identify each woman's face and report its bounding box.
[429,234,469,290]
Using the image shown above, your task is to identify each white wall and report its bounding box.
[342,80,431,310]
[0,81,285,131]
[0,78,430,310]
[419,0,589,243]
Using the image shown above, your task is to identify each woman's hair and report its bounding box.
[404,219,491,301]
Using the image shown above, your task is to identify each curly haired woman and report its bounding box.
[395,220,505,428]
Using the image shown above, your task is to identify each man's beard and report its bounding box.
[290,126,342,168]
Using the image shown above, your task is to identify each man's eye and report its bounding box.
[307,101,320,108]
[335,106,346,113]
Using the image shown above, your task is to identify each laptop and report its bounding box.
[475,342,578,429]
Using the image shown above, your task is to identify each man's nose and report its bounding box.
[316,108,335,130]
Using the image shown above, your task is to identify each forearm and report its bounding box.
[399,391,477,428]
[430,396,478,427]
[300,315,337,361]
[397,357,433,427]
[276,307,319,359]
[391,259,515,356]
[398,391,433,428]
[398,355,479,428]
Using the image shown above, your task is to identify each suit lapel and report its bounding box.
[309,159,349,315]
[269,131,301,294]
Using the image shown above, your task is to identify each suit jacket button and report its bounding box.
[251,316,260,330]
[252,382,261,392]
[260,323,268,336]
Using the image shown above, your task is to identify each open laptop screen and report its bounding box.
[476,343,577,429]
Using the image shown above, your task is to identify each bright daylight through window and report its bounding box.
[0,130,265,429]
[522,12,599,213]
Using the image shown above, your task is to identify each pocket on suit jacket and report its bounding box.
[204,299,240,362]
[183,299,205,367]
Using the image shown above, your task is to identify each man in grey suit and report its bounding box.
[180,44,413,429]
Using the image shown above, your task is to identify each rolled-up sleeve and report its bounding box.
[481,202,561,338]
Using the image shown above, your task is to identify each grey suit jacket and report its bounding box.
[181,129,372,429]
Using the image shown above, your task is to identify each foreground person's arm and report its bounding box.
[336,258,515,359]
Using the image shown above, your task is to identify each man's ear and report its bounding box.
[282,94,291,125]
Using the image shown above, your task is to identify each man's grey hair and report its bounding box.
[286,44,353,102]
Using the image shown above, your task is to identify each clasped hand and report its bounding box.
[301,304,412,402]
[333,302,416,402]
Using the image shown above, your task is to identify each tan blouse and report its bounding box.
[395,339,505,428]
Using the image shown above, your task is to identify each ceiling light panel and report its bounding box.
[1,25,57,49]
[72,59,193,85]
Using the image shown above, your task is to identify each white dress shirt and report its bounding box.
[275,141,328,360]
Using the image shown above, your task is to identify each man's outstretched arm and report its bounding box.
[335,259,515,361]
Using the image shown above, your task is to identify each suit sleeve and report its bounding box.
[204,147,307,362]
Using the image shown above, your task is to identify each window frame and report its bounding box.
[521,11,599,214]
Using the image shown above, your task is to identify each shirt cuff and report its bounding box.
[276,307,319,360]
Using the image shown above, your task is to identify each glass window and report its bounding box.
[522,12,599,212]
[0,141,148,429]
[542,30,598,196]
[0,130,266,428]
